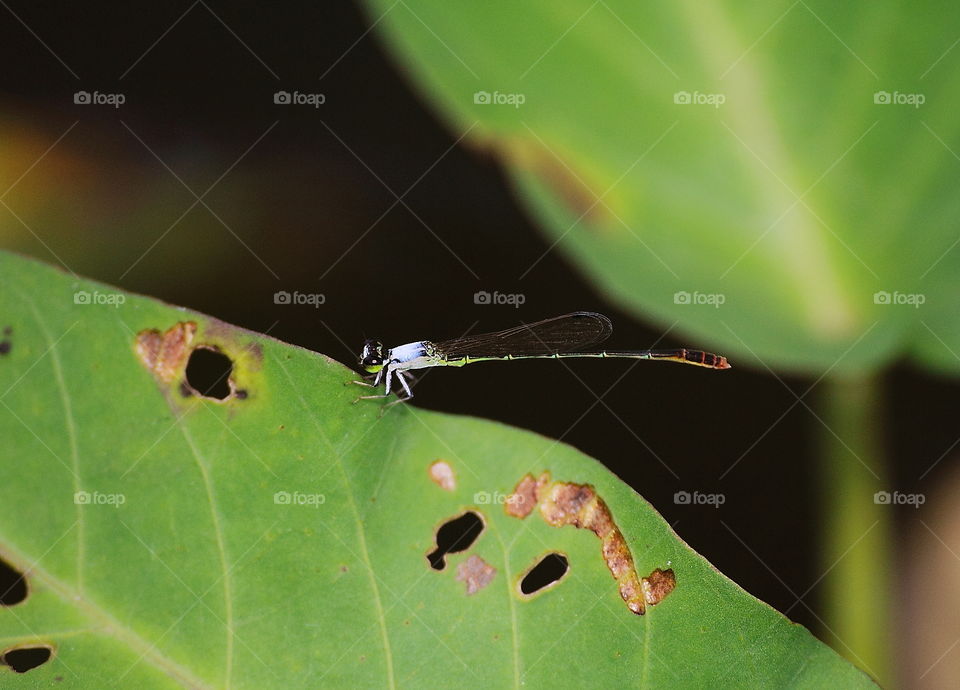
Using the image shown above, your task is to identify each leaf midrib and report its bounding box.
[274,356,397,689]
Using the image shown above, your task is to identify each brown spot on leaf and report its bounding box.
[506,474,537,518]
[456,554,496,595]
[135,322,197,383]
[506,471,675,615]
[0,326,11,356]
[530,154,602,226]
[494,138,610,229]
[642,568,676,607]
[246,343,264,365]
[540,482,598,528]
[428,460,456,491]
[137,324,250,402]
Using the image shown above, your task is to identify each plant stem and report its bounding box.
[818,373,892,685]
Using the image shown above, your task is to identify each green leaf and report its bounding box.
[362,0,960,375]
[0,251,871,687]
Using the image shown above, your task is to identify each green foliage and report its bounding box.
[365,0,960,374]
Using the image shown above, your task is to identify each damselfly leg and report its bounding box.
[351,367,415,405]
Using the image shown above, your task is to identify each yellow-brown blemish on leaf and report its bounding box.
[428,460,456,491]
[506,474,537,518]
[506,472,551,519]
[492,137,611,230]
[202,320,264,372]
[135,322,197,383]
[137,323,256,403]
[456,554,496,595]
[507,471,676,615]
[641,568,676,607]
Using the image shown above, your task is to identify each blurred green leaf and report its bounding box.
[364,0,960,374]
[0,251,871,686]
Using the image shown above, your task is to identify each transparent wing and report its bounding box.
[435,312,613,358]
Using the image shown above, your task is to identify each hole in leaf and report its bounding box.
[427,511,484,571]
[520,552,569,595]
[184,347,233,400]
[2,646,52,673]
[0,558,27,605]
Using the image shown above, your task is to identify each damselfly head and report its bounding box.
[359,339,386,372]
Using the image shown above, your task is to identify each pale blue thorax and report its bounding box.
[370,341,437,399]
[387,341,435,371]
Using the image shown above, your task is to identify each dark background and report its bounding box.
[1,0,953,648]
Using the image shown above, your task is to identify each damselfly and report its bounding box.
[353,311,729,405]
